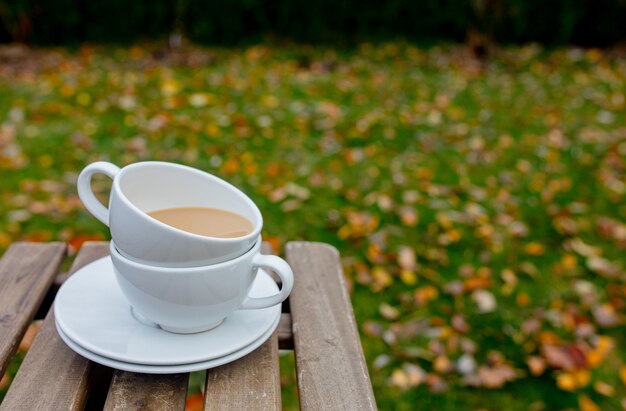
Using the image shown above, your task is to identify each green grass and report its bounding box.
[0,42,625,410]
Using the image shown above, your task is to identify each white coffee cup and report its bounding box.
[78,161,263,267]
[109,237,293,334]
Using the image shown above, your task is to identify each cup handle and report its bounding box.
[77,161,121,226]
[239,254,294,310]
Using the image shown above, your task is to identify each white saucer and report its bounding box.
[54,256,281,365]
[56,314,280,374]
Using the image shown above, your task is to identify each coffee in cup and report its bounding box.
[146,206,254,238]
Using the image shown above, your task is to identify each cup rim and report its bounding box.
[112,161,263,244]
[109,237,262,273]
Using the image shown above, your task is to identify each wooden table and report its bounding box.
[0,241,376,410]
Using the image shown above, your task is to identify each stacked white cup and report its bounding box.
[78,161,294,334]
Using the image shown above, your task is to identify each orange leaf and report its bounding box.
[185,393,204,411]
[463,276,491,291]
[578,395,601,411]
[527,356,546,376]
[525,242,545,256]
[263,236,282,254]
[414,286,438,306]
[18,321,43,353]
[0,372,10,390]
[68,233,106,254]
[516,292,530,306]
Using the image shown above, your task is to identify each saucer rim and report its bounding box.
[55,313,280,374]
[54,256,281,365]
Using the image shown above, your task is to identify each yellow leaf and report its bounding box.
[447,229,462,243]
[400,269,417,285]
[579,395,601,411]
[337,225,351,240]
[372,266,392,291]
[574,369,590,387]
[556,372,577,391]
[586,350,603,368]
[205,123,220,136]
[435,212,452,229]
[76,92,91,106]
[596,336,614,354]
[161,79,180,96]
[261,94,279,108]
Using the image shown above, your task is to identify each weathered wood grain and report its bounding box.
[0,242,110,411]
[0,242,65,377]
[103,372,188,411]
[204,331,281,410]
[285,241,377,411]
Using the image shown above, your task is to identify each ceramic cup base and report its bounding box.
[160,319,225,334]
[131,305,225,334]
[130,306,158,328]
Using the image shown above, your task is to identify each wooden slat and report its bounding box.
[0,242,110,411]
[202,240,282,409]
[278,313,293,350]
[204,331,281,410]
[103,372,188,411]
[0,242,66,377]
[285,242,377,411]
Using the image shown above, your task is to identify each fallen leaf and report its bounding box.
[556,372,578,391]
[464,276,492,291]
[527,356,546,376]
[587,257,620,277]
[0,372,10,390]
[578,395,601,411]
[542,344,587,370]
[525,242,545,256]
[472,290,497,313]
[415,286,439,306]
[18,320,43,352]
[379,303,400,320]
[426,373,448,393]
[397,246,416,270]
[457,354,477,375]
[433,355,454,373]
[593,304,620,327]
[471,364,517,389]
[594,381,615,396]
[186,393,204,411]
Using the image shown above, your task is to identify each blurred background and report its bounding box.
[1,1,626,410]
